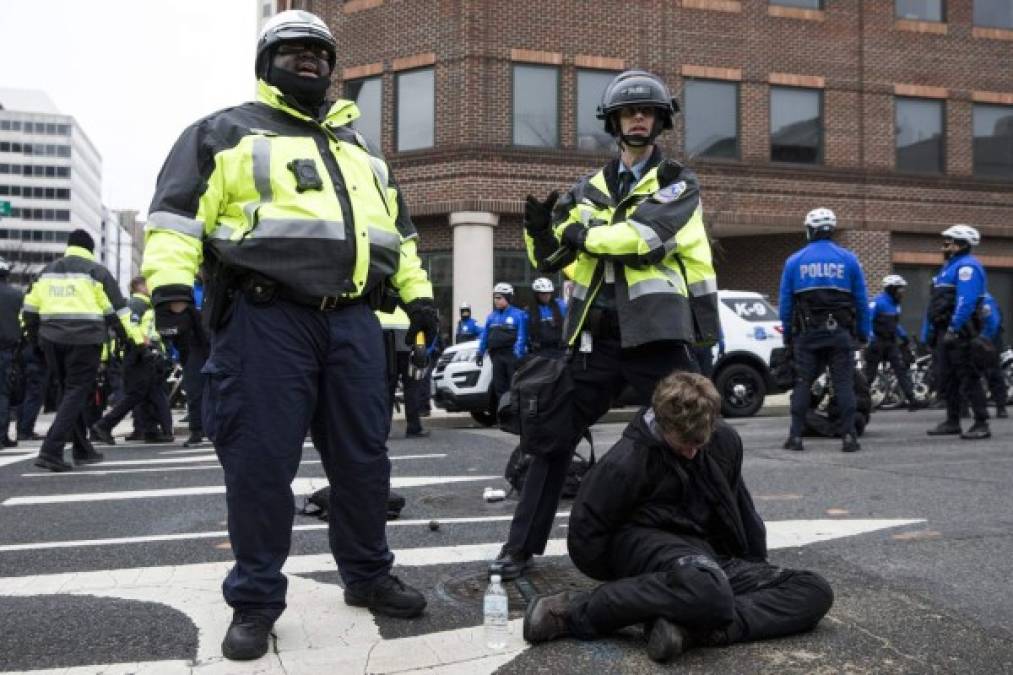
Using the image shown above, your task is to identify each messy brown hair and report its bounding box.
[651,371,721,447]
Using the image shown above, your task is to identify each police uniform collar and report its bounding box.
[256,79,361,128]
[604,146,663,197]
[64,245,95,261]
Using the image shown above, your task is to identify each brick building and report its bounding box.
[290,0,1013,336]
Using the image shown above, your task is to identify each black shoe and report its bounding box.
[405,429,430,438]
[997,408,1009,419]
[221,610,275,661]
[124,431,146,442]
[34,455,73,472]
[2,436,17,448]
[490,545,532,581]
[182,431,203,448]
[646,617,690,664]
[144,433,175,444]
[90,424,116,445]
[927,421,961,436]
[16,432,43,441]
[419,409,431,417]
[344,574,426,618]
[73,452,105,466]
[907,399,928,412]
[961,421,991,440]
[523,591,581,644]
[841,433,861,453]
[782,436,804,452]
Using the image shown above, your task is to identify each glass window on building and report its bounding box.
[419,251,453,339]
[896,0,944,21]
[973,104,1013,178]
[895,97,944,173]
[346,76,383,149]
[974,0,1013,28]
[771,0,822,8]
[396,68,434,152]
[770,86,822,163]
[513,64,559,147]
[684,79,739,159]
[576,69,615,151]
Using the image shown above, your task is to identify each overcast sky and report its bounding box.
[0,1,258,217]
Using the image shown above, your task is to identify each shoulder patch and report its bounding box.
[652,180,687,204]
[958,266,974,282]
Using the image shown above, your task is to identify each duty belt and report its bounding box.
[240,275,362,312]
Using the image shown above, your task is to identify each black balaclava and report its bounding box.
[266,48,331,114]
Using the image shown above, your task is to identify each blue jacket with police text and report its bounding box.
[779,239,870,338]
[455,317,481,343]
[868,291,908,342]
[478,305,528,359]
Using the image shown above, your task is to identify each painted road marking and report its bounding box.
[2,475,498,506]
[0,453,35,469]
[0,519,923,675]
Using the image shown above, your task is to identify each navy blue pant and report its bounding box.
[0,347,13,437]
[205,295,393,619]
[183,341,207,433]
[789,329,856,437]
[39,341,100,459]
[99,350,172,435]
[16,344,47,437]
[937,340,988,424]
[864,339,915,401]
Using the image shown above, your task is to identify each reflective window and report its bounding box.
[974,0,1013,28]
[973,104,1013,178]
[512,64,558,147]
[684,80,739,159]
[576,69,616,151]
[396,68,434,152]
[346,76,383,149]
[771,0,822,8]
[770,87,822,164]
[895,97,944,173]
[896,0,944,21]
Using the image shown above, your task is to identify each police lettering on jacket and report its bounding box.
[477,305,528,360]
[868,291,908,342]
[922,250,987,342]
[778,239,870,338]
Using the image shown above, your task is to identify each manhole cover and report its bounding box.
[437,559,598,616]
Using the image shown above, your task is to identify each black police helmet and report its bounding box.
[596,70,679,136]
[255,10,337,80]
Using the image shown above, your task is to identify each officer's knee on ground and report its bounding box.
[665,555,735,628]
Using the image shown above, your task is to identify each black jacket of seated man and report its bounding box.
[563,410,833,648]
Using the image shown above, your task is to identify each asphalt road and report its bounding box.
[0,407,1011,674]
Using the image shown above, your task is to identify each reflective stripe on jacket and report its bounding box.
[525,149,718,348]
[21,246,136,346]
[142,80,432,307]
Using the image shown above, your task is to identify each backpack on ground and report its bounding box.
[300,487,406,521]
[503,431,595,500]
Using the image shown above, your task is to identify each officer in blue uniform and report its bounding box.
[923,225,990,439]
[779,208,870,453]
[455,303,481,344]
[865,274,922,411]
[527,277,567,359]
[476,282,527,408]
[980,292,1007,418]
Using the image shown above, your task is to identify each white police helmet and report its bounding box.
[941,224,980,247]
[493,282,514,296]
[882,274,907,288]
[804,208,837,239]
[459,302,471,310]
[532,277,554,293]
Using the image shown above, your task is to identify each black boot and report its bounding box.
[646,617,691,663]
[907,398,927,412]
[782,436,804,452]
[221,610,275,661]
[841,433,861,453]
[124,430,146,442]
[182,431,203,448]
[490,545,532,580]
[90,423,116,445]
[961,421,991,440]
[2,436,18,448]
[996,407,1008,419]
[34,455,73,472]
[73,452,105,466]
[344,574,426,618]
[523,591,582,644]
[927,421,961,436]
[144,432,175,444]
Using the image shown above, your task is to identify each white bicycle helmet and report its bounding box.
[941,224,980,247]
[804,208,837,239]
[882,274,907,288]
[493,282,514,296]
[531,277,554,293]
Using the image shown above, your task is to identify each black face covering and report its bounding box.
[267,63,331,113]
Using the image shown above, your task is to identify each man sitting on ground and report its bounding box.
[523,372,834,663]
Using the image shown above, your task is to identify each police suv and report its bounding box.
[432,290,785,423]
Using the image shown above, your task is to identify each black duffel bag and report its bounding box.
[498,354,575,457]
[300,487,406,521]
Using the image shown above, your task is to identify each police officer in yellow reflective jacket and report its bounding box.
[141,10,437,661]
[492,70,719,579]
[22,230,138,472]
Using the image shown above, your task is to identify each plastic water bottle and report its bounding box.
[483,573,509,650]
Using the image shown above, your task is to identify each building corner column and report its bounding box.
[450,211,498,332]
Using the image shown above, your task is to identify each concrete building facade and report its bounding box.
[288,0,1013,336]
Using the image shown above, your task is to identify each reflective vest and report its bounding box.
[142,80,432,307]
[129,292,162,351]
[21,246,137,346]
[376,306,411,353]
[525,150,718,348]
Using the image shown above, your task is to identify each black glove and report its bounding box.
[155,302,193,338]
[523,191,559,235]
[475,353,484,367]
[560,222,588,252]
[405,298,439,347]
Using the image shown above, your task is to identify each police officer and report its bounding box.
[142,10,436,660]
[980,292,1007,418]
[22,230,138,471]
[779,208,870,453]
[865,274,922,411]
[378,306,427,438]
[0,257,22,447]
[923,225,991,439]
[455,302,481,344]
[494,69,717,579]
[475,282,527,407]
[527,277,567,358]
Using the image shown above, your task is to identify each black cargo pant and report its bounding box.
[505,337,698,556]
[98,349,172,436]
[789,328,856,438]
[863,338,915,401]
[937,339,988,424]
[982,339,1007,411]
[566,530,834,646]
[39,340,101,460]
[489,347,516,410]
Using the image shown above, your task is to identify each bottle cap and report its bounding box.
[490,573,501,583]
